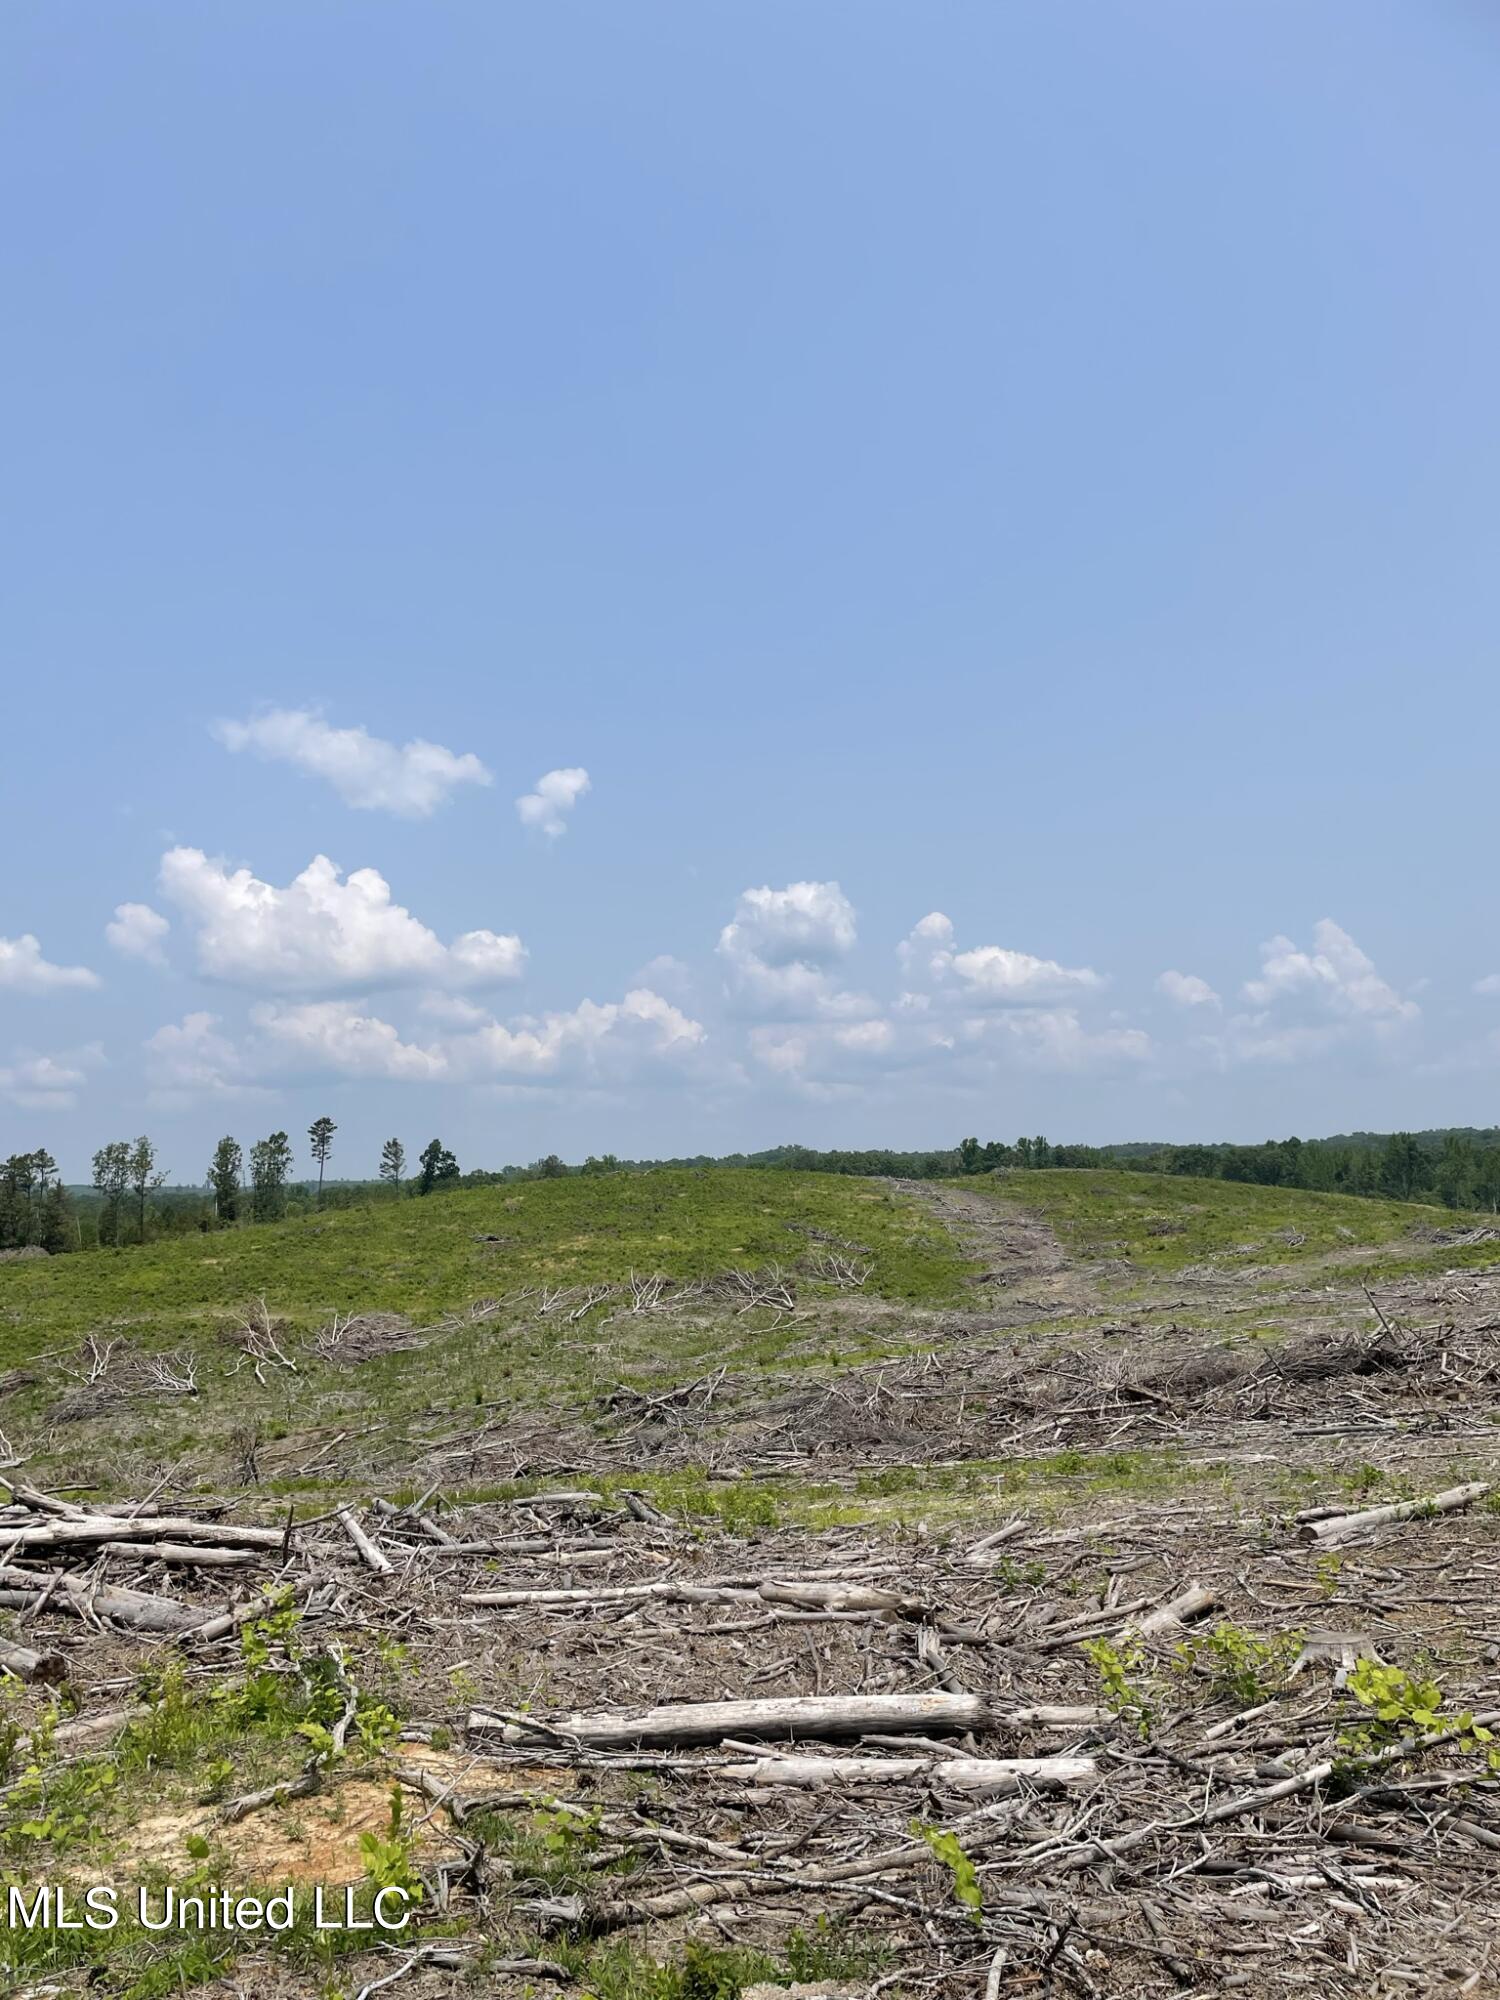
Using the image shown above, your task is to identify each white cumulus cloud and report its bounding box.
[106,902,170,966]
[1475,974,1500,997]
[1243,920,1416,1023]
[0,1044,102,1110]
[457,988,705,1079]
[212,709,492,818]
[157,847,526,994]
[252,1002,449,1080]
[718,881,871,1020]
[897,915,1103,1006]
[516,767,591,838]
[949,945,1104,1006]
[1157,969,1219,1008]
[145,1012,249,1096]
[0,935,100,993]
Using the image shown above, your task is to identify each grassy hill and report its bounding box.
[0,1167,966,1367]
[972,1166,1486,1277]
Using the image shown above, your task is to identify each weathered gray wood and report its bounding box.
[336,1506,393,1575]
[0,1562,209,1635]
[723,1753,1095,1791]
[0,1633,67,1683]
[470,1689,989,1748]
[1299,1482,1490,1547]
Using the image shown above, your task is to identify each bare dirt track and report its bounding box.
[8,1176,1500,2000]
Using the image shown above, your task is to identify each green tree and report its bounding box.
[379,1137,406,1196]
[127,1135,167,1245]
[91,1141,132,1246]
[208,1136,242,1223]
[249,1131,294,1222]
[308,1116,337,1208]
[1379,1132,1427,1202]
[957,1136,981,1175]
[417,1138,459,1195]
[38,1178,75,1254]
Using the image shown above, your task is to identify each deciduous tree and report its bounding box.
[208,1137,242,1223]
[249,1131,294,1222]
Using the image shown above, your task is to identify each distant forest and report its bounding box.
[3,1122,1499,1260]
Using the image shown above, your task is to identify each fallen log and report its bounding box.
[724,1753,1094,1792]
[463,1580,756,1610]
[0,1563,211,1635]
[471,1690,989,1748]
[0,1634,67,1684]
[1299,1481,1491,1547]
[1128,1583,1219,1638]
[336,1507,393,1576]
[98,1541,255,1568]
[0,1517,285,1553]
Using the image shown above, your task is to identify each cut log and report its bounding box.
[98,1541,255,1567]
[723,1753,1094,1792]
[0,1634,67,1684]
[0,1563,209,1635]
[463,1580,756,1610]
[964,1521,1029,1563]
[470,1689,988,1748]
[1126,1584,1219,1638]
[757,1581,930,1618]
[180,1581,308,1646]
[1299,1482,1491,1548]
[0,1479,90,1518]
[336,1507,393,1576]
[0,1517,284,1553]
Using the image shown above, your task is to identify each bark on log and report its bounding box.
[724,1753,1094,1792]
[1128,1583,1219,1638]
[0,1634,66,1683]
[337,1506,393,1575]
[470,1690,989,1748]
[98,1541,255,1567]
[0,1479,90,1518]
[0,1517,284,1552]
[180,1580,308,1646]
[0,1562,209,1635]
[1298,1481,1491,1547]
[463,1580,756,1610]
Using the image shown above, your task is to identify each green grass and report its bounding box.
[964,1167,1474,1274]
[0,1168,967,1366]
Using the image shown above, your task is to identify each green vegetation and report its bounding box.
[967,1167,1471,1272]
[0,1168,964,1366]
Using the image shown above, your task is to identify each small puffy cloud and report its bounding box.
[106,902,170,966]
[949,945,1104,1007]
[1475,974,1500,997]
[982,1009,1151,1071]
[457,987,705,1079]
[723,881,857,968]
[897,911,955,975]
[145,1012,248,1096]
[1243,919,1416,1023]
[516,767,591,839]
[718,881,871,1020]
[252,1002,448,1081]
[212,709,491,818]
[834,1019,895,1054]
[0,935,100,993]
[158,848,525,994]
[898,914,1104,1007]
[1157,969,1219,1009]
[0,1044,102,1110]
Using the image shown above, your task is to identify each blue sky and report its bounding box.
[4,3,1499,1181]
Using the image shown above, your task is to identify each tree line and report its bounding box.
[6,1120,1500,1261]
